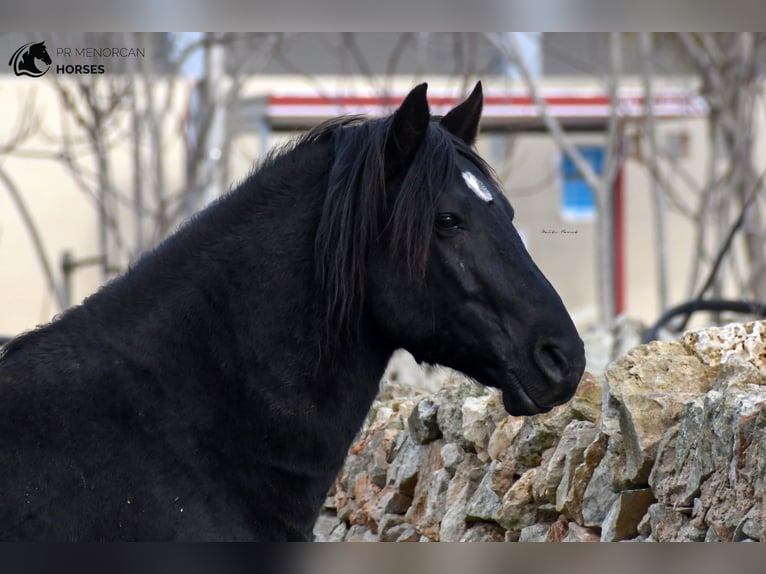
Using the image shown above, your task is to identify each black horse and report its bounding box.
[8,41,52,77]
[0,83,585,541]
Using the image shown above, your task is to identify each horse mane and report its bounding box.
[313,113,499,354]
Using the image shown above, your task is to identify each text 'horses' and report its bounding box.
[0,82,585,541]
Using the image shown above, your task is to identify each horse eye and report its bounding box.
[435,213,460,230]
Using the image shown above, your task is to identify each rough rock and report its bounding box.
[557,431,608,523]
[394,524,420,542]
[461,391,508,460]
[465,461,502,523]
[434,378,489,449]
[459,522,506,542]
[599,489,655,542]
[489,458,517,496]
[440,443,466,477]
[541,420,599,504]
[495,468,552,532]
[439,453,485,542]
[682,321,766,375]
[408,468,449,540]
[544,515,600,542]
[408,397,441,445]
[508,405,574,472]
[648,400,707,508]
[518,523,552,542]
[602,340,714,489]
[313,511,343,542]
[487,416,525,461]
[404,439,447,539]
[387,435,425,496]
[581,454,619,528]
[562,521,600,542]
[345,524,378,542]
[646,503,706,542]
[569,371,603,424]
[378,514,418,542]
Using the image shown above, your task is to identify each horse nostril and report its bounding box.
[533,341,570,382]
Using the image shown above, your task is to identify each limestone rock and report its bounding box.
[369,487,412,526]
[394,524,420,542]
[462,391,507,460]
[345,524,378,542]
[690,387,766,541]
[518,523,551,542]
[544,514,570,542]
[439,453,485,542]
[602,340,714,488]
[642,503,706,542]
[440,443,466,477]
[404,439,447,539]
[459,522,506,542]
[509,404,574,471]
[581,455,619,528]
[682,321,766,376]
[348,473,381,530]
[557,431,608,523]
[544,515,600,542]
[561,521,600,542]
[541,420,599,504]
[648,399,708,508]
[408,397,441,445]
[734,506,765,542]
[600,488,655,542]
[489,457,517,497]
[570,371,603,424]
[487,415,525,461]
[465,461,502,523]
[387,435,425,496]
[313,510,343,542]
[496,468,546,532]
[434,377,488,448]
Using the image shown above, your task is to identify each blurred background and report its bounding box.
[1,32,765,343]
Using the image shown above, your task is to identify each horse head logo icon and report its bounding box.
[8,41,52,78]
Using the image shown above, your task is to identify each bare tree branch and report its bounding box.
[0,166,66,309]
[640,32,669,310]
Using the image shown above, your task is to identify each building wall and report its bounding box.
[0,76,188,335]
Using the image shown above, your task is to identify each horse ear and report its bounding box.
[386,83,430,170]
[440,81,483,146]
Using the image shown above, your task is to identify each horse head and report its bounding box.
[367,82,586,416]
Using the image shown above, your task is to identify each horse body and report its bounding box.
[0,135,385,541]
[0,83,585,540]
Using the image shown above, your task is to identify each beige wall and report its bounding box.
[0,76,188,335]
[1,75,761,337]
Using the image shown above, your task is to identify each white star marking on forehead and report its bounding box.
[462,171,493,203]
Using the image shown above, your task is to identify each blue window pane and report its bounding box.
[560,146,603,222]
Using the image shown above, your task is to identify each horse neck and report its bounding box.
[110,145,392,434]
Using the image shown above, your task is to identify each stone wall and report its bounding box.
[313,320,766,542]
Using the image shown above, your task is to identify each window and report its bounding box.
[560,146,603,222]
